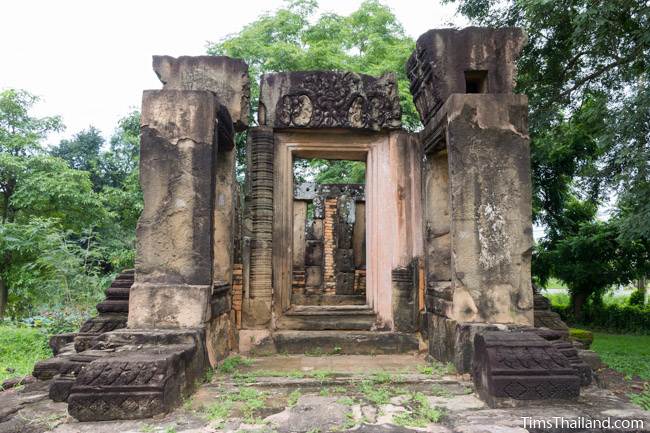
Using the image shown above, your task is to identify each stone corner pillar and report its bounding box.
[444,93,533,326]
[128,89,218,329]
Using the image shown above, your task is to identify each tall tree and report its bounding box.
[0,89,63,317]
[208,0,417,182]
[51,127,104,190]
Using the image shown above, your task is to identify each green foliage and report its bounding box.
[629,289,647,306]
[287,389,301,407]
[1,89,141,319]
[592,332,650,381]
[209,0,417,183]
[393,392,443,427]
[218,355,253,373]
[0,324,51,383]
[568,328,593,347]
[553,303,650,334]
[629,384,650,411]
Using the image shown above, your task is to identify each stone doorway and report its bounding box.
[291,158,367,307]
[272,130,390,330]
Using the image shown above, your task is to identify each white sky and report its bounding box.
[0,0,466,145]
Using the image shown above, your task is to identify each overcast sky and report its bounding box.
[0,0,466,145]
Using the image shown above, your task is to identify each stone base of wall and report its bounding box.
[427,314,503,374]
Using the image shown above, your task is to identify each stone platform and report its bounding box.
[2,354,648,433]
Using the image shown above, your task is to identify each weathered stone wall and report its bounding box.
[129,90,218,328]
[444,94,533,325]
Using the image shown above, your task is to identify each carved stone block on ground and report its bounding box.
[473,331,580,407]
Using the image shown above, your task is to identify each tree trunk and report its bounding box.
[0,275,7,319]
[572,291,588,321]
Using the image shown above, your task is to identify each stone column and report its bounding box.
[129,89,218,329]
[408,27,533,371]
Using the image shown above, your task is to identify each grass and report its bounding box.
[203,386,268,424]
[217,355,253,374]
[0,324,51,384]
[591,332,650,380]
[418,361,456,376]
[393,392,443,427]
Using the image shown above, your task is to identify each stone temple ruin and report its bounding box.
[31,27,593,420]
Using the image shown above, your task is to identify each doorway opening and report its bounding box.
[291,157,367,306]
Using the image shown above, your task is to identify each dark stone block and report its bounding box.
[392,266,416,332]
[335,273,355,295]
[49,333,76,355]
[334,249,354,272]
[96,299,129,314]
[473,331,580,407]
[336,223,353,249]
[305,241,324,266]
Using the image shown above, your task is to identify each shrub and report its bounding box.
[569,328,593,348]
[552,303,650,334]
[629,289,646,306]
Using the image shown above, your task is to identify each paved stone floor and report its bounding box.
[1,354,649,433]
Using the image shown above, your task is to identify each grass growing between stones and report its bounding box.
[217,355,254,374]
[393,392,444,427]
[417,361,456,376]
[203,386,269,425]
[0,325,51,384]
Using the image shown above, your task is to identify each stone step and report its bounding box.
[277,306,376,330]
[270,330,420,354]
[96,299,129,314]
[291,294,366,306]
[105,286,130,299]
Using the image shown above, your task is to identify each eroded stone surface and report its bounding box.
[153,55,250,131]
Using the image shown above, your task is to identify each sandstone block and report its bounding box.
[153,55,250,131]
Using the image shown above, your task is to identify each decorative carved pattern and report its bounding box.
[473,331,580,405]
[248,128,274,300]
[272,72,401,130]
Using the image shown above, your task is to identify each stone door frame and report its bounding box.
[272,129,390,321]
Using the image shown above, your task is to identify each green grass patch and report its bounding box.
[0,325,51,384]
[629,384,650,411]
[591,332,650,380]
[217,355,253,374]
[393,392,444,427]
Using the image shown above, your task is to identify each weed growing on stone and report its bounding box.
[331,346,343,355]
[357,380,392,405]
[430,384,452,397]
[204,399,233,424]
[306,428,321,433]
[629,384,650,411]
[418,361,456,376]
[287,389,301,407]
[393,392,444,427]
[218,355,253,373]
[163,425,177,433]
[337,396,355,406]
[319,387,331,396]
[139,424,155,433]
[331,385,347,394]
[312,370,332,382]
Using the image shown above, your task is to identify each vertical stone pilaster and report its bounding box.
[243,127,274,326]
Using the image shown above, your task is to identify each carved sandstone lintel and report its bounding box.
[259,71,401,131]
